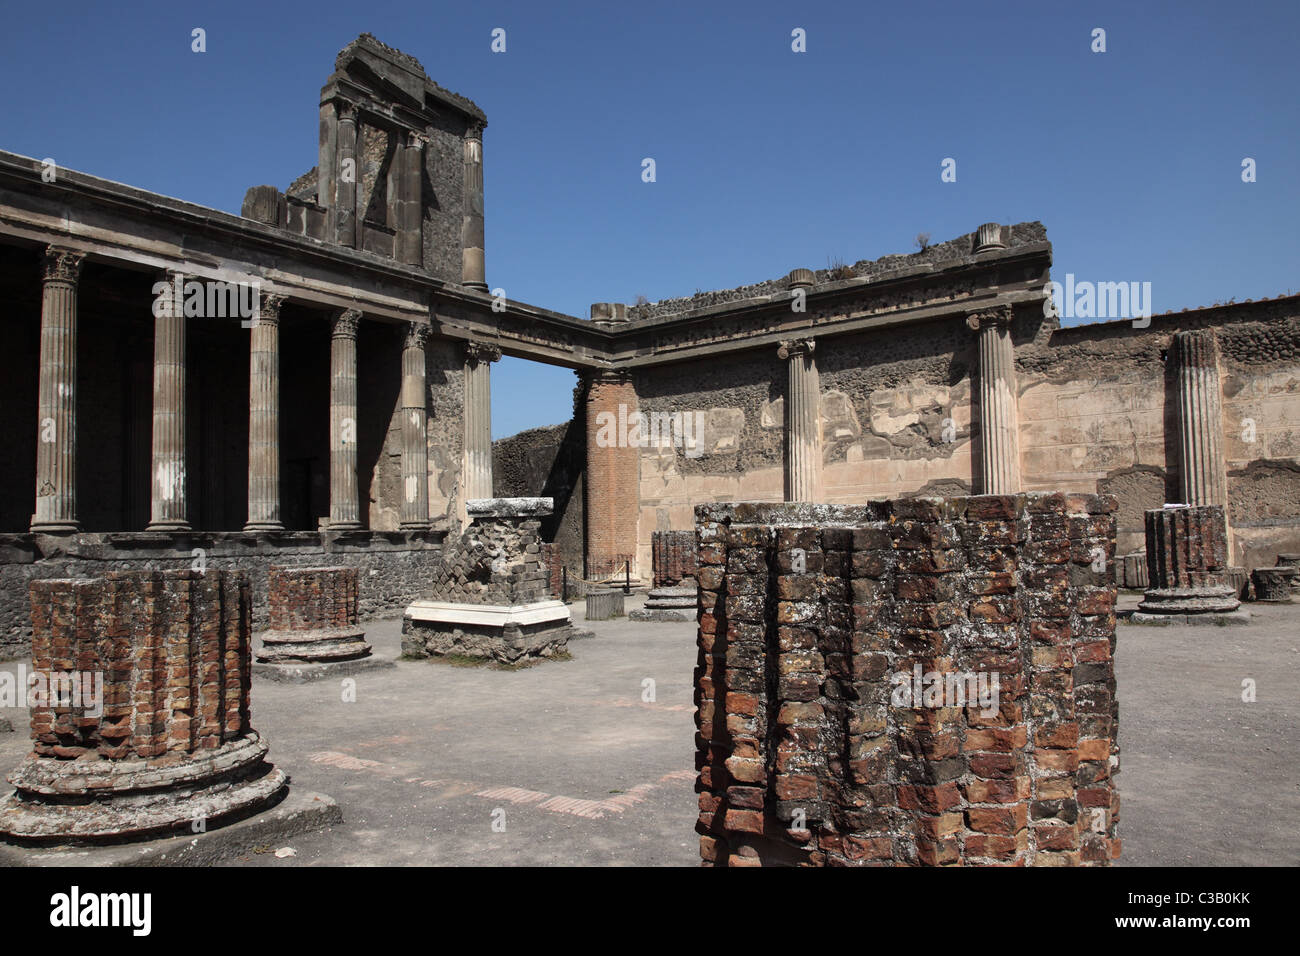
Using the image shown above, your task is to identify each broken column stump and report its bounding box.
[0,570,290,844]
[1133,505,1248,625]
[254,565,390,681]
[402,498,576,663]
[694,494,1121,867]
[632,529,699,622]
[1251,567,1296,603]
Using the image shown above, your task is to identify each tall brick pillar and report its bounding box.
[779,338,822,503]
[245,293,284,532]
[147,270,190,531]
[401,322,431,529]
[968,305,1021,495]
[329,308,363,530]
[31,246,86,533]
[463,341,500,501]
[584,368,640,580]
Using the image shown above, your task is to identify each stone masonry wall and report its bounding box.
[694,494,1120,866]
[0,531,444,658]
[426,516,549,606]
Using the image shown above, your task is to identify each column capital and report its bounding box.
[257,293,286,327]
[408,130,430,150]
[778,338,815,360]
[464,341,501,365]
[405,322,432,350]
[331,309,362,339]
[586,367,630,386]
[465,120,486,142]
[965,304,1013,331]
[42,246,86,284]
[336,100,358,124]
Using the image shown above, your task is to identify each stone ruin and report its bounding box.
[402,498,577,663]
[631,530,700,623]
[694,494,1121,866]
[254,565,389,681]
[0,570,289,844]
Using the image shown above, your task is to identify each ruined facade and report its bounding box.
[1,33,1298,655]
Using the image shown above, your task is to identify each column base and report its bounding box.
[399,520,431,531]
[463,281,489,293]
[327,520,363,531]
[243,521,286,533]
[28,521,80,534]
[146,520,192,532]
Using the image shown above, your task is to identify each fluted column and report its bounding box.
[148,271,190,531]
[329,309,362,530]
[779,338,822,503]
[461,122,487,291]
[401,322,432,529]
[463,342,500,501]
[1172,329,1227,508]
[31,246,86,532]
[334,102,358,248]
[968,305,1021,495]
[396,132,426,267]
[245,294,285,532]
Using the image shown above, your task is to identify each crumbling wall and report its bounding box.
[694,494,1120,867]
[492,418,585,585]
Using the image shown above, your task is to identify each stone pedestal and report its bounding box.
[1251,568,1296,603]
[1133,506,1248,625]
[403,498,574,664]
[0,571,289,844]
[255,566,389,681]
[630,583,698,622]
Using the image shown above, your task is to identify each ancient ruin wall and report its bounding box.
[694,495,1120,866]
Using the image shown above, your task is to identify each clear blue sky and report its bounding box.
[3,0,1296,438]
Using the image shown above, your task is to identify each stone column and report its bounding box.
[1172,329,1227,508]
[334,102,358,248]
[583,369,641,580]
[329,309,363,530]
[461,121,487,291]
[401,322,432,529]
[396,132,426,267]
[31,246,86,532]
[968,305,1021,495]
[1136,505,1244,623]
[463,342,500,501]
[148,271,190,531]
[245,293,284,532]
[778,338,822,503]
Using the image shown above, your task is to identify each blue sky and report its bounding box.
[2,0,1296,437]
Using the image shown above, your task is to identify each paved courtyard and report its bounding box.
[0,593,1295,866]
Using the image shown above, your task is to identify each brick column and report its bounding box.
[461,121,487,291]
[779,338,822,503]
[1171,329,1227,508]
[401,322,432,529]
[334,101,358,248]
[31,246,86,532]
[583,369,640,580]
[148,271,190,531]
[463,341,499,501]
[329,309,362,530]
[968,305,1021,495]
[245,293,284,532]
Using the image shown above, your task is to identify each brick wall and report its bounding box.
[694,494,1120,866]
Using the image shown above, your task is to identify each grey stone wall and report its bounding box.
[492,415,584,581]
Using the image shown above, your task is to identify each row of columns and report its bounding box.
[28,244,490,535]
